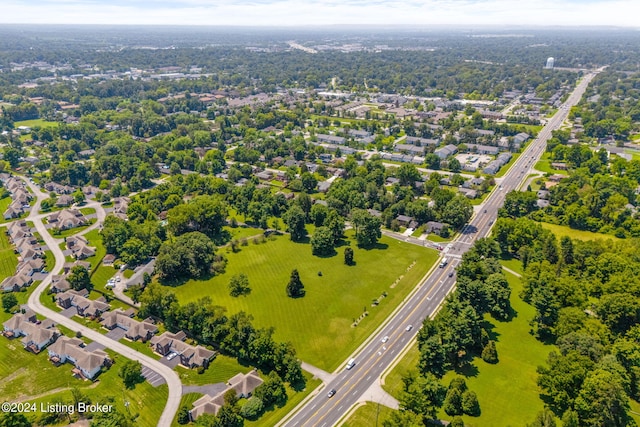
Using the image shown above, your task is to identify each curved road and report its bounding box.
[20,178,182,427]
[282,70,600,427]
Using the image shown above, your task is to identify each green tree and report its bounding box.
[344,247,354,265]
[155,232,216,281]
[286,269,305,298]
[300,172,318,192]
[120,237,150,266]
[450,416,465,427]
[67,265,92,292]
[526,408,557,427]
[443,388,463,416]
[177,406,190,424]
[283,205,307,241]
[461,390,480,416]
[574,369,632,427]
[254,371,287,407]
[398,371,446,421]
[351,208,382,247]
[240,397,264,420]
[481,340,498,364]
[118,360,144,389]
[310,226,335,256]
[2,293,17,313]
[228,273,251,297]
[440,195,473,230]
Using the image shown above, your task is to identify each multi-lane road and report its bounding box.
[283,70,600,427]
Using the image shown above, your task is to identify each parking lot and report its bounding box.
[141,366,166,387]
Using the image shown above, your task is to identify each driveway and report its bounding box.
[159,355,181,369]
[141,366,166,387]
[183,382,227,396]
[84,341,105,352]
[60,307,77,318]
[105,328,126,341]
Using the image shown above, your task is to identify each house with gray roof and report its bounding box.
[316,134,346,145]
[48,336,109,380]
[434,144,458,160]
[150,331,215,369]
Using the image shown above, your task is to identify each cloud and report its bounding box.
[0,0,639,26]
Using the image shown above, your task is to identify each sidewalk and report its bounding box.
[301,361,335,384]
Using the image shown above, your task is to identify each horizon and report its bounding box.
[1,0,639,28]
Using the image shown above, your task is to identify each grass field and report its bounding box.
[91,265,117,289]
[0,197,13,224]
[0,231,18,282]
[494,153,521,178]
[0,336,167,427]
[534,153,568,175]
[225,225,266,241]
[177,354,251,386]
[82,229,107,272]
[539,222,621,242]
[171,393,203,427]
[169,231,438,371]
[54,220,95,238]
[342,402,395,427]
[14,119,59,129]
[380,271,555,426]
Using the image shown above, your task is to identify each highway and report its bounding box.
[21,177,183,427]
[282,70,600,427]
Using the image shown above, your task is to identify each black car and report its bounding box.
[448,272,454,278]
[327,389,336,398]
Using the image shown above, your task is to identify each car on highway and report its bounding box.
[448,272,454,278]
[327,389,336,398]
[406,325,413,331]
[381,336,389,343]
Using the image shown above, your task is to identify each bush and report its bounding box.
[450,416,465,427]
[462,390,480,416]
[177,406,190,424]
[481,340,498,364]
[240,397,264,420]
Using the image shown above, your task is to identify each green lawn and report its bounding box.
[82,229,107,272]
[54,220,95,238]
[426,234,450,243]
[225,225,266,241]
[14,119,59,129]
[434,271,554,426]
[91,265,117,289]
[0,231,18,281]
[177,354,250,386]
[171,393,203,427]
[0,197,13,224]
[0,335,167,427]
[79,207,97,216]
[382,342,420,398]
[342,402,395,427]
[539,222,621,242]
[168,231,437,372]
[534,153,568,175]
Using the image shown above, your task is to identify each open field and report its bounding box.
[381,341,420,398]
[169,231,438,371]
[342,402,395,427]
[171,393,203,427]
[0,230,18,282]
[533,153,568,175]
[539,222,621,242]
[14,119,59,129]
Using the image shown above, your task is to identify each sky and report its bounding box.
[1,0,639,27]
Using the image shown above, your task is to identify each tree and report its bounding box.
[155,232,216,281]
[450,416,465,427]
[526,409,557,427]
[300,172,318,192]
[283,205,307,241]
[398,371,446,421]
[311,226,335,256]
[67,265,92,292]
[481,340,498,364]
[440,195,473,230]
[2,293,17,313]
[443,388,463,416]
[425,153,441,170]
[537,351,593,413]
[254,371,287,407]
[344,247,354,265]
[449,157,462,172]
[240,397,264,420]
[286,269,305,298]
[118,360,143,389]
[120,237,150,266]
[461,391,480,416]
[325,209,345,244]
[0,412,32,427]
[177,406,190,424]
[166,196,227,240]
[228,273,251,297]
[351,208,382,247]
[574,369,632,427]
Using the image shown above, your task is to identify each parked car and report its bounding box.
[167,352,178,361]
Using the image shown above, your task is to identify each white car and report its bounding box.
[116,276,121,282]
[167,352,178,361]
[105,279,115,288]
[381,336,389,343]
[406,325,413,332]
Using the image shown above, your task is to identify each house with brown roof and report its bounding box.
[0,274,34,292]
[55,194,74,207]
[47,209,87,230]
[150,331,215,368]
[101,309,158,342]
[48,336,109,380]
[56,290,110,318]
[65,235,96,259]
[189,371,263,420]
[3,311,59,353]
[50,275,71,293]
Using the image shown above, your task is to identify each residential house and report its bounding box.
[465,144,500,155]
[47,209,87,230]
[100,309,158,342]
[50,275,71,293]
[0,274,33,292]
[317,181,331,193]
[150,331,215,369]
[404,136,439,147]
[3,311,59,353]
[57,290,110,318]
[395,144,425,155]
[434,144,458,160]
[514,132,530,145]
[102,254,116,266]
[48,336,109,380]
[190,371,264,420]
[66,235,96,260]
[55,195,74,207]
[396,215,416,228]
[44,182,74,194]
[425,221,446,235]
[316,134,346,145]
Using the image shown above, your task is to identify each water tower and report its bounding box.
[545,57,555,69]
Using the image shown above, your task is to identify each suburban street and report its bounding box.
[20,178,183,427]
[282,70,600,427]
